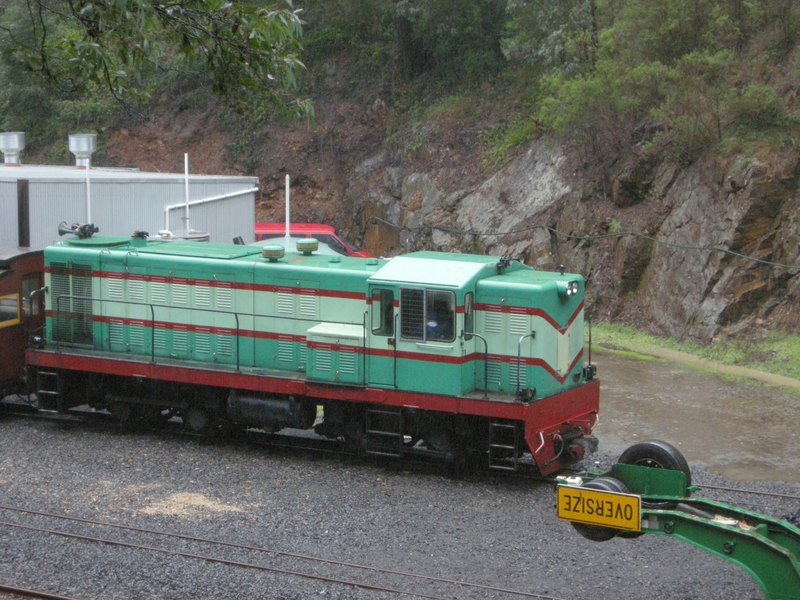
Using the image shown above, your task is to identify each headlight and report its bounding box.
[557,280,580,298]
[567,281,579,296]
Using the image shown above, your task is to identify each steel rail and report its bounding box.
[0,584,79,600]
[0,507,563,600]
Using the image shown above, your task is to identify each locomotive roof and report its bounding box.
[369,252,500,288]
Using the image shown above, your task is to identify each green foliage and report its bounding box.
[2,0,799,173]
[0,0,312,119]
[505,0,601,74]
[480,116,538,166]
[393,0,508,84]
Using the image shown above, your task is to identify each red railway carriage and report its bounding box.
[0,248,44,398]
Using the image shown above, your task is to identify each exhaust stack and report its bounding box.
[0,132,25,166]
[68,133,97,168]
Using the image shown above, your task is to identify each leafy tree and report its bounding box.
[0,0,312,118]
[505,0,601,74]
[394,0,508,83]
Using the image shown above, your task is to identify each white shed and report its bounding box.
[0,135,259,249]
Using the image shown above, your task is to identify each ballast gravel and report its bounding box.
[0,415,797,600]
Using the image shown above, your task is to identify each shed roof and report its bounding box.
[0,164,257,184]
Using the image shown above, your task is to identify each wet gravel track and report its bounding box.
[1,414,798,600]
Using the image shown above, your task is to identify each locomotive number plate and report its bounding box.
[557,485,641,532]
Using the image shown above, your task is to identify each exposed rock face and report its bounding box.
[346,138,800,343]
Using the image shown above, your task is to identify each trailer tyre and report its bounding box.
[618,440,692,487]
[571,476,630,542]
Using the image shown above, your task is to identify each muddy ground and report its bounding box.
[591,347,800,484]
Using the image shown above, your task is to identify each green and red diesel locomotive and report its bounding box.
[4,229,599,475]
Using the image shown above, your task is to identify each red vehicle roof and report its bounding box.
[254,223,372,258]
[255,223,336,236]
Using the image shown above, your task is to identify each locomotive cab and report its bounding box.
[364,253,587,401]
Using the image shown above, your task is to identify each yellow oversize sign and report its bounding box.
[557,485,642,531]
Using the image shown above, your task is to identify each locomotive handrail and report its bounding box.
[50,294,365,375]
[516,332,535,396]
[26,286,48,339]
[461,330,489,399]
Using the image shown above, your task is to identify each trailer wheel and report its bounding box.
[571,476,630,542]
[618,440,692,487]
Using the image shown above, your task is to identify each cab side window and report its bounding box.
[371,288,394,336]
[400,288,455,342]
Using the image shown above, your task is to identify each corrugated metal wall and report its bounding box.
[0,181,19,246]
[1,172,258,249]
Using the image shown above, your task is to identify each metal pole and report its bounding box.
[85,159,91,224]
[184,153,190,235]
[285,174,291,244]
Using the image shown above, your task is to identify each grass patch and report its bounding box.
[479,116,538,166]
[588,323,800,382]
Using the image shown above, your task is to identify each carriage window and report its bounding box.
[371,288,394,336]
[0,293,20,328]
[400,288,455,342]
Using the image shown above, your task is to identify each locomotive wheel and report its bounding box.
[109,400,135,425]
[571,476,630,542]
[184,407,215,435]
[617,440,692,487]
[342,416,366,453]
[140,406,175,425]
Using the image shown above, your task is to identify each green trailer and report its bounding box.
[558,440,800,600]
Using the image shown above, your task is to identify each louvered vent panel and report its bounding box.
[129,324,145,347]
[278,337,294,362]
[109,319,124,346]
[316,350,332,372]
[108,278,124,301]
[299,293,317,318]
[195,285,211,307]
[172,285,188,305]
[217,334,233,356]
[154,330,167,353]
[277,293,293,314]
[509,314,529,336]
[151,282,167,304]
[128,280,145,302]
[70,264,93,345]
[339,349,356,374]
[216,286,233,310]
[172,328,188,353]
[509,362,525,388]
[485,311,503,334]
[49,263,71,342]
[195,330,211,354]
[487,360,502,386]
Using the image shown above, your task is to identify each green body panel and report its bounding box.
[43,236,590,401]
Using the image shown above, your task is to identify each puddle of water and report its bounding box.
[590,349,800,484]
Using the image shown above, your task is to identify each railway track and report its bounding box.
[0,584,80,600]
[0,503,565,600]
[4,398,799,511]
